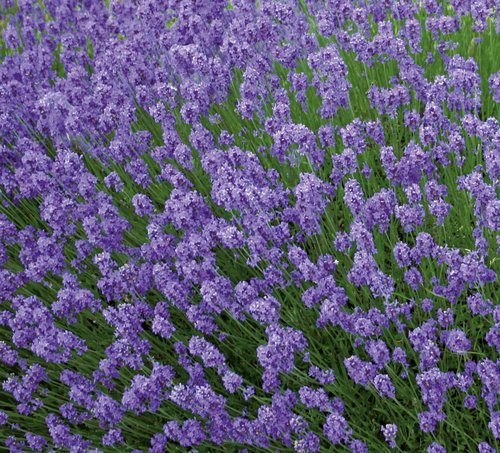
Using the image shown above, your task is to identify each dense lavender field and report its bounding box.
[0,0,499,452]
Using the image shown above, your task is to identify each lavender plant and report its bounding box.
[0,0,499,452]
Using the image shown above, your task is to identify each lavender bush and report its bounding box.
[0,0,499,451]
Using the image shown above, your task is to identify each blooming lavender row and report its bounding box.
[0,0,499,452]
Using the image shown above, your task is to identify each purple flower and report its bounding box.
[294,432,320,453]
[368,84,410,117]
[257,325,308,392]
[344,356,377,386]
[222,371,243,394]
[441,329,471,354]
[132,193,154,216]
[334,231,352,253]
[151,302,175,339]
[421,298,434,313]
[381,424,397,448]
[323,413,352,445]
[188,336,226,369]
[478,442,497,453]
[393,241,412,267]
[404,267,424,291]
[489,70,500,103]
[365,340,390,367]
[104,172,124,192]
[489,412,500,439]
[467,293,493,316]
[249,295,281,325]
[427,442,447,453]
[463,395,477,410]
[92,394,124,428]
[102,428,123,446]
[395,204,425,232]
[299,386,331,412]
[418,410,445,433]
[288,173,333,234]
[373,374,396,398]
[308,365,335,385]
[437,308,454,328]
[25,433,47,452]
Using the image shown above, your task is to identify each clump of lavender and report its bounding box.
[0,1,498,452]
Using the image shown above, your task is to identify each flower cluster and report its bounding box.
[0,0,499,452]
